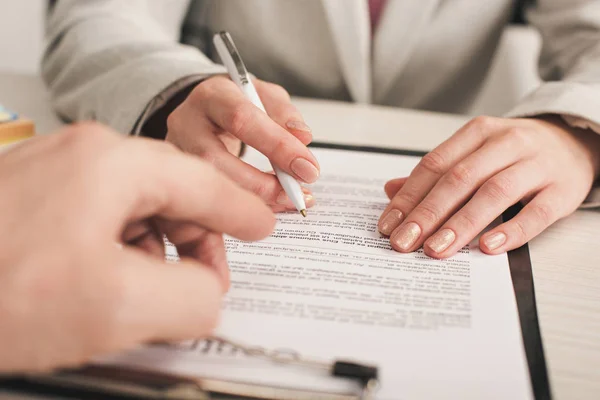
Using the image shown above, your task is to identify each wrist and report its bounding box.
[530,115,600,178]
[139,81,199,140]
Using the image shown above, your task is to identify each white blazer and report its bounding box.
[43,0,600,141]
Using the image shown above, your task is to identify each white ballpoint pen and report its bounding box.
[213,31,308,217]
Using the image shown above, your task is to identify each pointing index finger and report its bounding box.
[105,139,276,242]
[254,79,313,146]
[199,77,320,183]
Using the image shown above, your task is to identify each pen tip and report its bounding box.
[300,209,307,218]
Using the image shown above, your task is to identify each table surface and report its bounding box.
[1,72,599,400]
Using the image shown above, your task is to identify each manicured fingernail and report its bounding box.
[379,209,403,236]
[483,232,507,250]
[426,229,456,253]
[277,190,315,208]
[276,190,293,206]
[393,222,421,251]
[304,194,315,208]
[291,158,320,183]
[286,120,312,133]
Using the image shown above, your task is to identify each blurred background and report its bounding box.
[1,0,543,116]
[1,0,45,74]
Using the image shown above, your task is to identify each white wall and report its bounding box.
[0,0,45,74]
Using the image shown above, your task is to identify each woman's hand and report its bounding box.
[0,123,275,373]
[378,116,600,258]
[166,76,318,213]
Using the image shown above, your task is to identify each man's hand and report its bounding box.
[166,77,319,213]
[0,123,275,373]
[378,116,600,258]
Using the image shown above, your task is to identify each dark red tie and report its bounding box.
[368,0,388,34]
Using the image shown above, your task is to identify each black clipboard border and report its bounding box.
[310,141,552,400]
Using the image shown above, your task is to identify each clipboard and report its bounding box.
[0,143,552,400]
[1,335,379,400]
[310,143,552,400]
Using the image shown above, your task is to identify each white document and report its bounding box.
[99,147,533,400]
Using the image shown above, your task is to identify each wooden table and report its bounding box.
[1,73,599,400]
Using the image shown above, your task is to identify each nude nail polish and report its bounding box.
[427,229,456,253]
[276,190,293,206]
[286,120,312,133]
[483,232,507,250]
[379,209,403,236]
[393,222,421,251]
[278,189,315,208]
[291,158,320,183]
[304,194,315,208]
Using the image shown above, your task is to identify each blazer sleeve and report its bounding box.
[504,0,600,128]
[42,0,225,135]
[504,0,600,208]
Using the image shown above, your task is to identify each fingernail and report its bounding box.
[392,222,422,251]
[426,229,456,253]
[291,158,320,183]
[276,190,293,206]
[483,232,507,251]
[379,209,403,236]
[276,190,316,208]
[304,194,316,208]
[286,120,311,133]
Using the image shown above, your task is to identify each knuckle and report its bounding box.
[482,175,514,203]
[166,107,181,132]
[268,83,291,100]
[197,148,218,165]
[531,202,554,226]
[193,77,220,97]
[506,127,533,149]
[187,78,227,109]
[57,123,119,173]
[194,79,212,94]
[419,151,448,176]
[57,126,85,148]
[445,162,474,189]
[392,190,420,209]
[229,103,255,138]
[469,115,495,131]
[279,103,299,119]
[157,139,179,154]
[512,218,528,244]
[270,136,290,157]
[453,210,479,233]
[61,121,113,147]
[463,116,496,140]
[67,120,105,133]
[414,201,441,224]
